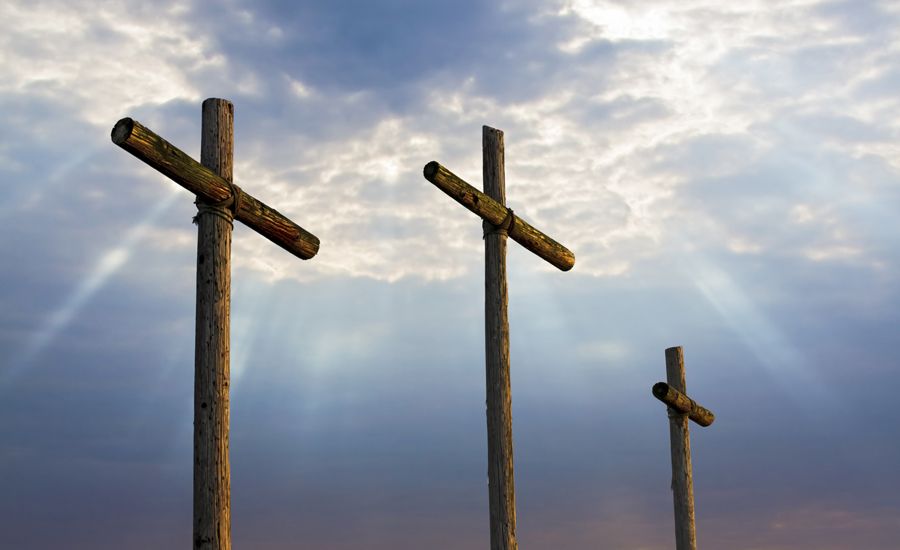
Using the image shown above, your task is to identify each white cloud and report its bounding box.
[3,0,898,287]
[0,1,220,126]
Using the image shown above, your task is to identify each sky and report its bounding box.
[1,0,899,548]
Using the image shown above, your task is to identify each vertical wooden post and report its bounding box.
[194,98,234,550]
[665,346,697,550]
[483,125,517,550]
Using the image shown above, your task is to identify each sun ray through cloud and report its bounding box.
[3,189,181,383]
[676,252,833,413]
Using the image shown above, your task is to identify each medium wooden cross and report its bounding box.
[111,98,319,550]
[423,126,575,550]
[651,346,716,550]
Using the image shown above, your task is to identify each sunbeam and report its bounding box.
[677,253,832,412]
[0,145,105,221]
[3,189,181,382]
[230,277,281,391]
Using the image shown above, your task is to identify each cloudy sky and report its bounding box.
[2,0,900,548]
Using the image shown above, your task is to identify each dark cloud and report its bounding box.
[200,0,569,94]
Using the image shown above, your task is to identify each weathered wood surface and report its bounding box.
[665,346,697,550]
[112,117,319,260]
[423,161,575,271]
[652,382,715,427]
[194,98,233,550]
[483,126,518,550]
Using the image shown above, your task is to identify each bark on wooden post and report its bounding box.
[652,346,716,550]
[483,126,517,550]
[194,98,233,550]
[666,346,695,550]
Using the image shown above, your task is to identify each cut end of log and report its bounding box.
[111,118,135,145]
[423,161,440,181]
[652,381,669,399]
[303,235,321,260]
[203,97,234,113]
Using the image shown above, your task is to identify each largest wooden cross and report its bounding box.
[111,98,319,550]
[424,126,575,550]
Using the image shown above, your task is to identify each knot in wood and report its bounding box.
[483,208,516,239]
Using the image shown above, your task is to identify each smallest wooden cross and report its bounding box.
[651,346,715,550]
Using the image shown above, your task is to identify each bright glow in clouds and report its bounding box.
[563,0,673,41]
[5,0,894,284]
[2,0,896,285]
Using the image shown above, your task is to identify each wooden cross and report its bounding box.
[651,346,716,550]
[111,98,319,550]
[423,126,575,550]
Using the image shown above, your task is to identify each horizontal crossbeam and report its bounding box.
[423,161,575,271]
[112,118,319,260]
[652,382,715,427]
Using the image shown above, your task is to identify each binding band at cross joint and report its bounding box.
[484,208,516,239]
[194,181,244,225]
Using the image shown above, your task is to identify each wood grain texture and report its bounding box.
[423,161,574,271]
[665,346,697,550]
[652,382,715,427]
[483,126,518,550]
[193,98,233,550]
[111,117,319,260]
